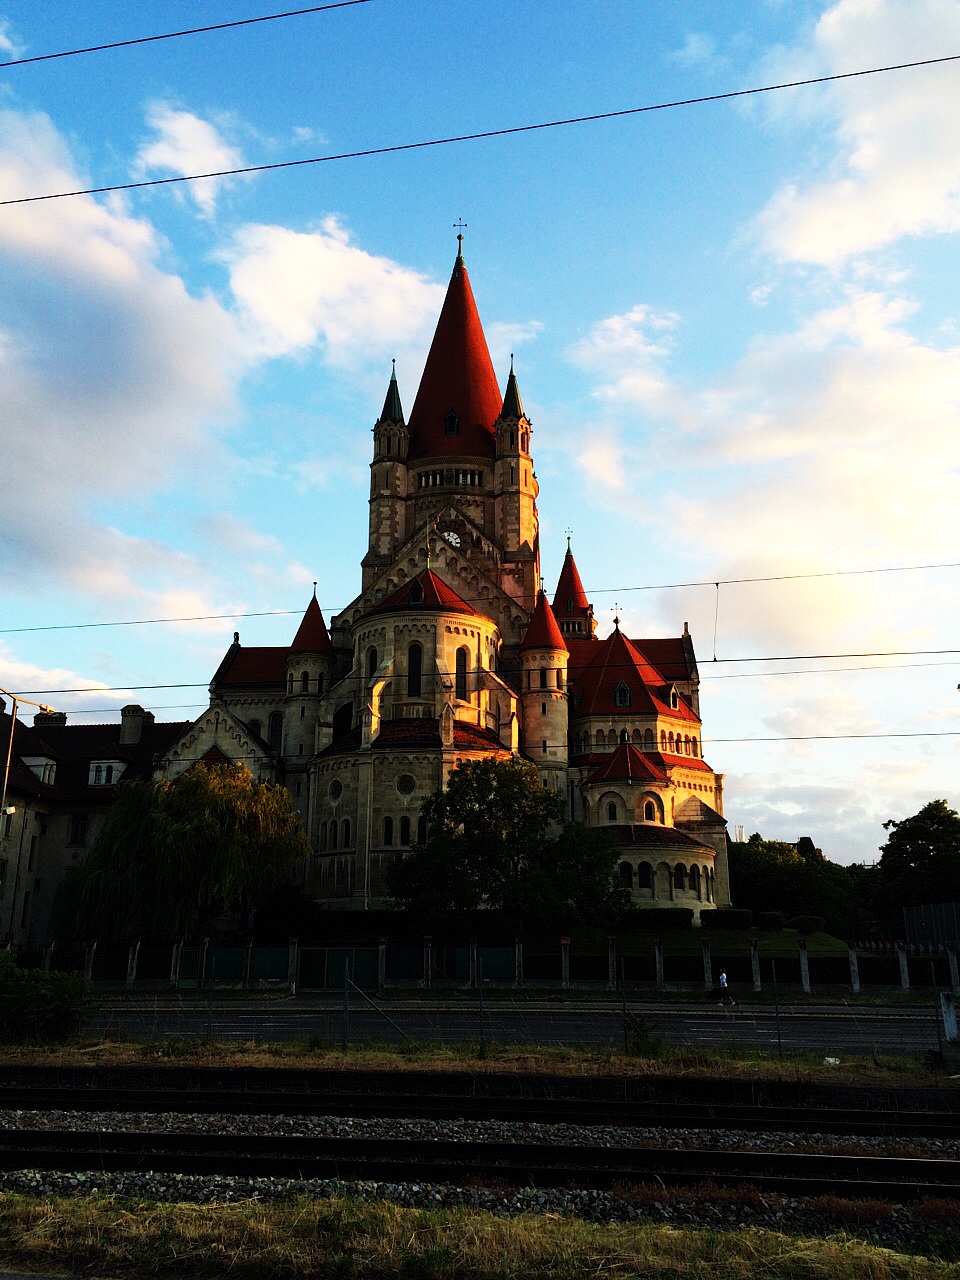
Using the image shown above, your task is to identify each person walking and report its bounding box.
[718,968,735,1006]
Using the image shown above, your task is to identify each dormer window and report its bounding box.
[614,681,630,707]
[669,687,679,709]
[409,579,424,605]
[444,408,459,435]
[88,760,122,786]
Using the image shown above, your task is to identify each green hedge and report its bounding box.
[0,953,90,1042]
[622,907,694,932]
[700,908,754,930]
[787,914,826,934]
[756,911,785,930]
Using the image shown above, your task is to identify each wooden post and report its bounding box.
[422,936,432,989]
[83,940,97,983]
[286,936,298,996]
[514,937,523,988]
[750,938,762,993]
[654,939,664,992]
[169,938,183,990]
[798,937,811,994]
[896,940,910,992]
[947,945,959,996]
[125,939,140,988]
[560,937,570,990]
[377,937,387,993]
[848,944,861,995]
[607,936,617,991]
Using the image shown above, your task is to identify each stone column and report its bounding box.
[701,936,713,990]
[83,941,97,983]
[469,937,479,989]
[422,936,432,989]
[798,938,811,995]
[514,938,524,988]
[169,939,183,990]
[940,992,958,1043]
[126,939,141,988]
[750,938,762,993]
[607,937,617,991]
[654,939,664,992]
[896,941,910,992]
[377,937,387,993]
[947,945,959,996]
[286,936,299,996]
[560,937,570,990]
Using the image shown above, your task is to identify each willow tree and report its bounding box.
[52,764,310,941]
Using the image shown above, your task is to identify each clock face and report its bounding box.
[442,530,461,548]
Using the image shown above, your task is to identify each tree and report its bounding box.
[52,764,310,941]
[728,833,873,936]
[385,757,627,932]
[873,799,960,920]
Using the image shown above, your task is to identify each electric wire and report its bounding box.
[2,557,957,636]
[2,52,960,207]
[0,2,373,70]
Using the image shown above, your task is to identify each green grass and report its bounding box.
[0,1192,957,1279]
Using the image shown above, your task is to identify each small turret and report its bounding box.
[552,540,596,638]
[284,590,336,773]
[519,591,568,786]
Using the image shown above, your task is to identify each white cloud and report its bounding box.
[668,32,719,69]
[0,107,245,604]
[221,215,445,366]
[754,0,960,265]
[0,19,24,59]
[133,102,247,217]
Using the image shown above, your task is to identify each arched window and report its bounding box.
[105,765,113,783]
[328,819,338,850]
[332,702,353,742]
[94,765,103,784]
[674,864,686,891]
[269,712,283,751]
[300,670,309,692]
[249,719,261,739]
[445,408,459,435]
[287,674,294,694]
[595,729,605,749]
[409,579,424,605]
[556,668,564,689]
[614,681,630,707]
[456,647,468,701]
[690,864,701,897]
[341,819,351,848]
[367,647,378,681]
[684,735,691,755]
[632,728,642,744]
[619,728,628,745]
[691,737,699,757]
[637,862,653,889]
[539,667,547,689]
[417,816,427,844]
[660,730,667,751]
[317,673,324,696]
[668,732,675,753]
[318,823,327,851]
[383,817,393,846]
[607,801,617,822]
[399,816,411,846]
[644,728,654,751]
[643,800,656,822]
[618,861,633,886]
[407,643,423,697]
[670,688,679,709]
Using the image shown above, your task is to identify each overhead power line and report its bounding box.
[2,53,959,207]
[0,2,373,70]
[1,557,957,636]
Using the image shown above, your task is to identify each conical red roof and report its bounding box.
[406,253,502,461]
[290,596,335,654]
[520,591,566,651]
[590,742,667,784]
[553,547,591,617]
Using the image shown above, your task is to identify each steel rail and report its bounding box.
[0,1129,957,1202]
[2,1087,960,1136]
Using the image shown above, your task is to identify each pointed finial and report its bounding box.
[453,218,467,258]
[510,352,515,372]
[312,581,317,598]
[565,527,573,552]
[613,602,621,631]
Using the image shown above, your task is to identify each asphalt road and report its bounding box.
[90,999,946,1057]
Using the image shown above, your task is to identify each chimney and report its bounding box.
[33,711,67,727]
[120,704,154,745]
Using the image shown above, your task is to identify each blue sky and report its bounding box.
[1,0,958,863]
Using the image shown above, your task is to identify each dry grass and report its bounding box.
[0,1037,943,1088]
[0,1193,956,1280]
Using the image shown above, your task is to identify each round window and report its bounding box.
[329,779,343,800]
[396,774,416,796]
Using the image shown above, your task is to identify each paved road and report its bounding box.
[90,999,945,1057]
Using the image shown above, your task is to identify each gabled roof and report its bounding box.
[369,568,479,617]
[520,591,566,652]
[552,546,592,619]
[406,251,502,462]
[212,646,288,689]
[290,595,335,655]
[568,628,700,722]
[588,742,667,784]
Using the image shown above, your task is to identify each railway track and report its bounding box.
[0,1128,957,1203]
[2,1086,960,1138]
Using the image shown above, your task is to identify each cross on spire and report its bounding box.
[453,218,467,256]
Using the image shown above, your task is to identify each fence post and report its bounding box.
[607,936,617,991]
[126,938,141,988]
[847,944,861,995]
[798,938,811,994]
[341,954,350,1051]
[947,945,959,996]
[287,936,299,996]
[169,938,183,990]
[941,992,958,1043]
[198,937,210,990]
[560,937,570,990]
[377,937,387,993]
[654,939,664,992]
[469,937,478,989]
[243,938,253,989]
[701,936,713,990]
[514,937,523,988]
[83,940,97,983]
[750,938,762,993]
[896,940,910,992]
[422,936,432,989]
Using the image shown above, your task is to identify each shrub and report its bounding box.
[625,907,694,932]
[700,909,754,930]
[788,914,826,934]
[0,952,91,1042]
[756,911,785,930]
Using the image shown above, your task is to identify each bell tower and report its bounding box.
[362,362,410,590]
[495,357,540,612]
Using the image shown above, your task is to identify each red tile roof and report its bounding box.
[406,253,502,462]
[318,716,507,756]
[212,646,288,689]
[290,595,335,654]
[567,629,699,722]
[370,568,479,617]
[588,742,667,784]
[608,823,714,853]
[552,547,591,617]
[520,591,566,651]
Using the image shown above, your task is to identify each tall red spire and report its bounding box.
[552,542,595,638]
[520,590,567,651]
[290,593,334,654]
[406,247,502,461]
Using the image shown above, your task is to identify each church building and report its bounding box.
[160,241,731,918]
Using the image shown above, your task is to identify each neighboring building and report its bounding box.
[161,240,731,918]
[0,701,188,946]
